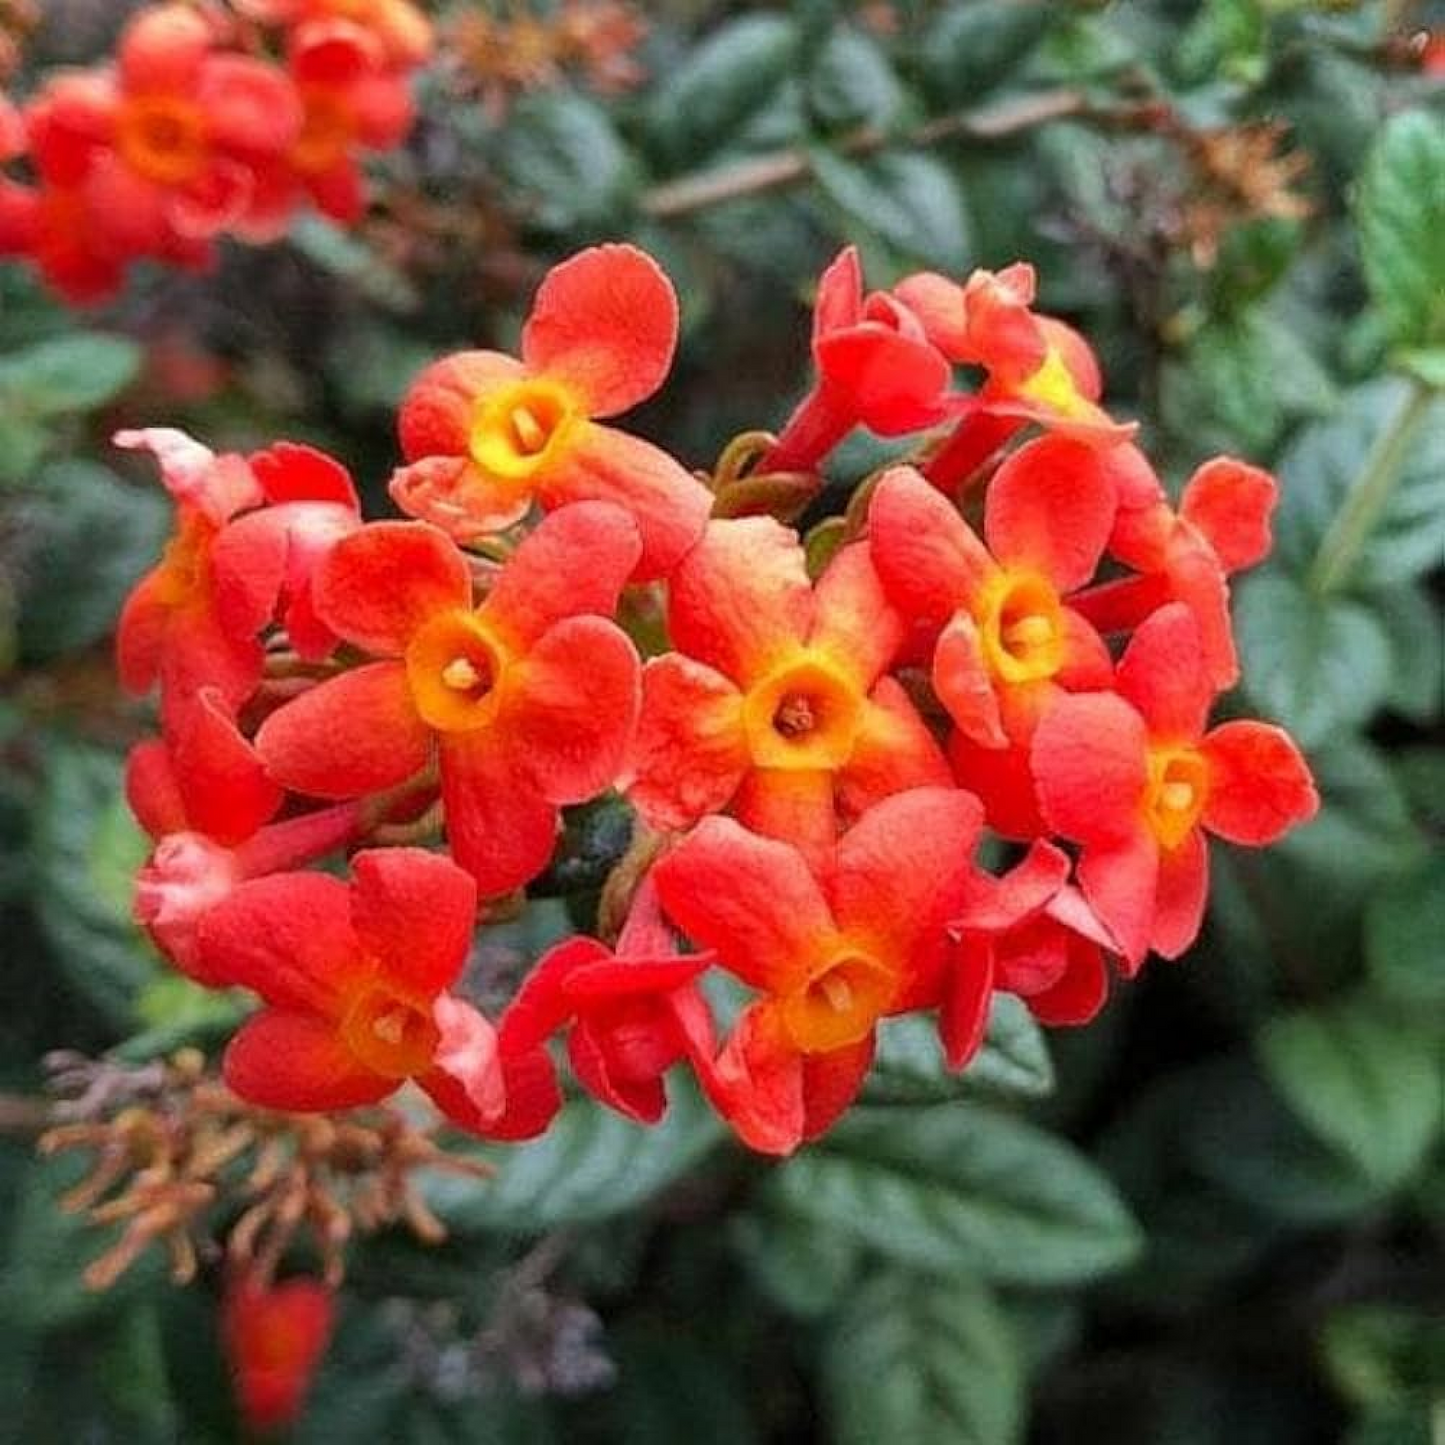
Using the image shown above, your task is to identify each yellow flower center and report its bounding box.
[341,984,439,1079]
[978,570,1066,685]
[468,378,581,482]
[742,653,863,771]
[405,609,509,733]
[779,946,896,1053]
[1143,746,1210,850]
[117,95,208,185]
[1015,345,1090,419]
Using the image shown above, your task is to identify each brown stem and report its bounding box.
[640,88,1090,220]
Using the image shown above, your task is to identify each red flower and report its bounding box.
[492,878,715,1127]
[223,1275,333,1432]
[209,441,364,662]
[941,841,1116,1070]
[761,246,956,473]
[114,428,268,728]
[127,715,358,981]
[245,20,416,235]
[33,6,300,251]
[1073,448,1278,688]
[895,262,1129,443]
[628,518,950,866]
[243,0,435,71]
[255,503,642,896]
[653,788,980,1154]
[1032,603,1319,966]
[390,244,712,578]
[0,176,130,304]
[200,847,515,1128]
[868,445,1117,835]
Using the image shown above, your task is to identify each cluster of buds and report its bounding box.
[0,0,431,302]
[113,241,1318,1165]
[445,0,647,120]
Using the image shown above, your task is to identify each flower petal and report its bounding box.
[808,542,904,690]
[398,350,525,461]
[521,243,678,417]
[169,688,282,844]
[350,848,476,998]
[535,423,710,582]
[828,786,981,965]
[224,1010,392,1111]
[801,1035,876,1142]
[197,871,358,1013]
[1077,833,1158,969]
[868,466,991,622]
[482,500,641,651]
[732,767,838,872]
[1180,457,1276,574]
[1114,602,1213,744]
[256,661,433,799]
[627,655,748,832]
[652,815,832,994]
[933,611,1006,746]
[1151,829,1208,960]
[667,517,812,685]
[984,435,1116,593]
[503,614,640,804]
[440,735,559,897]
[315,521,472,655]
[837,678,952,821]
[1201,720,1319,845]
[1032,692,1149,846]
[387,456,532,543]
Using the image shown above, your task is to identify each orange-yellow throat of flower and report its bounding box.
[743,654,863,771]
[469,378,581,482]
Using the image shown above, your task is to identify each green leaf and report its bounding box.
[1234,570,1393,748]
[1394,346,1445,389]
[290,214,418,310]
[1271,379,1445,590]
[1206,217,1304,313]
[811,149,971,272]
[1322,1304,1445,1411]
[1366,855,1445,1014]
[15,461,168,662]
[499,92,637,232]
[809,26,907,133]
[646,16,800,167]
[823,1270,1023,1445]
[1257,994,1442,1193]
[0,409,51,487]
[767,1103,1141,1286]
[914,1,1053,105]
[1375,584,1444,723]
[865,996,1053,1105]
[32,743,158,1025]
[0,333,140,416]
[426,1080,723,1233]
[1356,110,1445,348]
[731,1205,862,1318]
[1183,1057,1383,1225]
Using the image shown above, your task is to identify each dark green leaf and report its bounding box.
[1257,995,1442,1192]
[32,742,157,1025]
[1322,1303,1445,1410]
[824,1269,1023,1445]
[731,1205,862,1318]
[15,460,168,661]
[0,332,140,416]
[809,26,907,133]
[1375,584,1443,723]
[290,214,419,310]
[645,16,800,167]
[865,996,1053,1104]
[811,149,971,272]
[767,1104,1141,1286]
[426,1080,723,1232]
[1356,110,1445,347]
[500,92,637,232]
[1234,570,1393,748]
[1365,856,1445,1014]
[915,1,1052,105]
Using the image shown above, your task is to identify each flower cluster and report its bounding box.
[0,0,429,302]
[117,241,1318,1162]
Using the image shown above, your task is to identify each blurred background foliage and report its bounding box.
[0,0,1442,1440]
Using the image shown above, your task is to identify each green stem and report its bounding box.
[1308,377,1435,595]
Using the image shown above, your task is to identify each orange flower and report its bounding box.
[223,1276,333,1431]
[391,244,712,579]
[654,788,981,1155]
[628,518,950,866]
